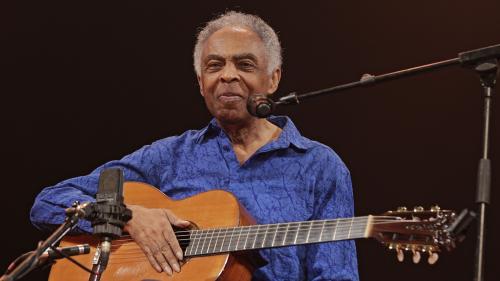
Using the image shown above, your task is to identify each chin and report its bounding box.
[215,109,250,125]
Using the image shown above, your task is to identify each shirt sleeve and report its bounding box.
[30,141,168,233]
[306,151,359,281]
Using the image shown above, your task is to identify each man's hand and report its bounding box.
[124,205,190,276]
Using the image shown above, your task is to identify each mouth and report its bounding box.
[217,92,244,103]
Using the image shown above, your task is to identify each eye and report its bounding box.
[205,61,223,72]
[238,60,256,71]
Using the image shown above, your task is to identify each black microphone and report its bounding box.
[5,245,90,275]
[89,168,131,281]
[247,94,275,118]
[93,168,128,238]
[41,244,91,260]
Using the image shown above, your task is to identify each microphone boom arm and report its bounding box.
[275,44,500,106]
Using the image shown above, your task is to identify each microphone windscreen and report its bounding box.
[247,94,275,118]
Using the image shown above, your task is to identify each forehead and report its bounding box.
[201,26,267,61]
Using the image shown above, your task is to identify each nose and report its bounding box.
[220,63,239,83]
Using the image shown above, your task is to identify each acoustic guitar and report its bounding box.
[49,182,458,281]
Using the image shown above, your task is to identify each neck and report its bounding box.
[218,117,279,147]
[182,216,373,257]
[217,117,282,164]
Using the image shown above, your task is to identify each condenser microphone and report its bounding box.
[247,94,275,118]
[88,168,131,281]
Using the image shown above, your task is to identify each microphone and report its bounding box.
[247,94,275,118]
[5,245,90,274]
[93,168,129,238]
[89,168,131,281]
[41,244,91,260]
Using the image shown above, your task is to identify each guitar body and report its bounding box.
[48,182,260,281]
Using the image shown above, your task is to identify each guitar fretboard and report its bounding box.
[181,216,372,257]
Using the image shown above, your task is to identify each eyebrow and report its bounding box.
[205,53,260,64]
[233,53,259,63]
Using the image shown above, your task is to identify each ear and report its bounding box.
[267,68,282,94]
[197,75,204,96]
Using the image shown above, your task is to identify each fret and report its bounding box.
[200,229,208,255]
[187,230,197,256]
[309,221,322,243]
[271,224,278,247]
[219,227,228,252]
[319,220,326,242]
[347,218,354,239]
[261,224,270,248]
[243,226,251,250]
[196,230,204,255]
[293,222,301,244]
[198,229,207,255]
[213,229,222,254]
[235,227,243,250]
[305,222,313,243]
[251,225,260,249]
[211,229,220,254]
[184,231,190,256]
[338,219,348,240]
[363,216,371,237]
[332,220,338,240]
[226,227,234,252]
[203,229,215,254]
[282,223,290,245]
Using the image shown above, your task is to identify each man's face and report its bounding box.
[197,26,280,124]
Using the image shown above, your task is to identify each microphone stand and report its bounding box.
[273,44,499,281]
[472,60,496,281]
[2,168,131,281]
[0,204,84,281]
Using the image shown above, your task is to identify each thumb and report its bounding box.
[165,210,190,227]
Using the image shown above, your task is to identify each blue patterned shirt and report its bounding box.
[30,116,359,281]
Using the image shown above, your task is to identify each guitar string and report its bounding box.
[111,216,397,241]
[105,229,371,258]
[110,217,411,244]
[114,227,369,251]
[176,216,404,238]
[105,218,438,256]
[109,225,370,250]
[107,223,381,253]
[111,225,370,250]
[173,215,398,235]
[109,222,413,250]
[106,219,426,255]
[88,217,435,258]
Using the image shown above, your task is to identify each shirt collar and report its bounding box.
[194,116,310,151]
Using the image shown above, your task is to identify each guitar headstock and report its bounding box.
[368,205,457,264]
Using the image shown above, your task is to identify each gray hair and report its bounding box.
[193,11,282,75]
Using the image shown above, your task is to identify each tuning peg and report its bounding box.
[427,252,439,265]
[413,206,424,212]
[412,249,421,264]
[430,205,441,212]
[396,247,404,262]
[397,206,407,212]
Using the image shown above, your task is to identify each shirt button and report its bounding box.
[223,145,230,152]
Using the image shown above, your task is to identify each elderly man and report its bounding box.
[31,11,359,281]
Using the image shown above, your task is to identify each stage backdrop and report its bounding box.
[2,1,499,280]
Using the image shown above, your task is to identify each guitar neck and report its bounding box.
[182,216,374,257]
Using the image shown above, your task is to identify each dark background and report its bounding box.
[2,1,499,280]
